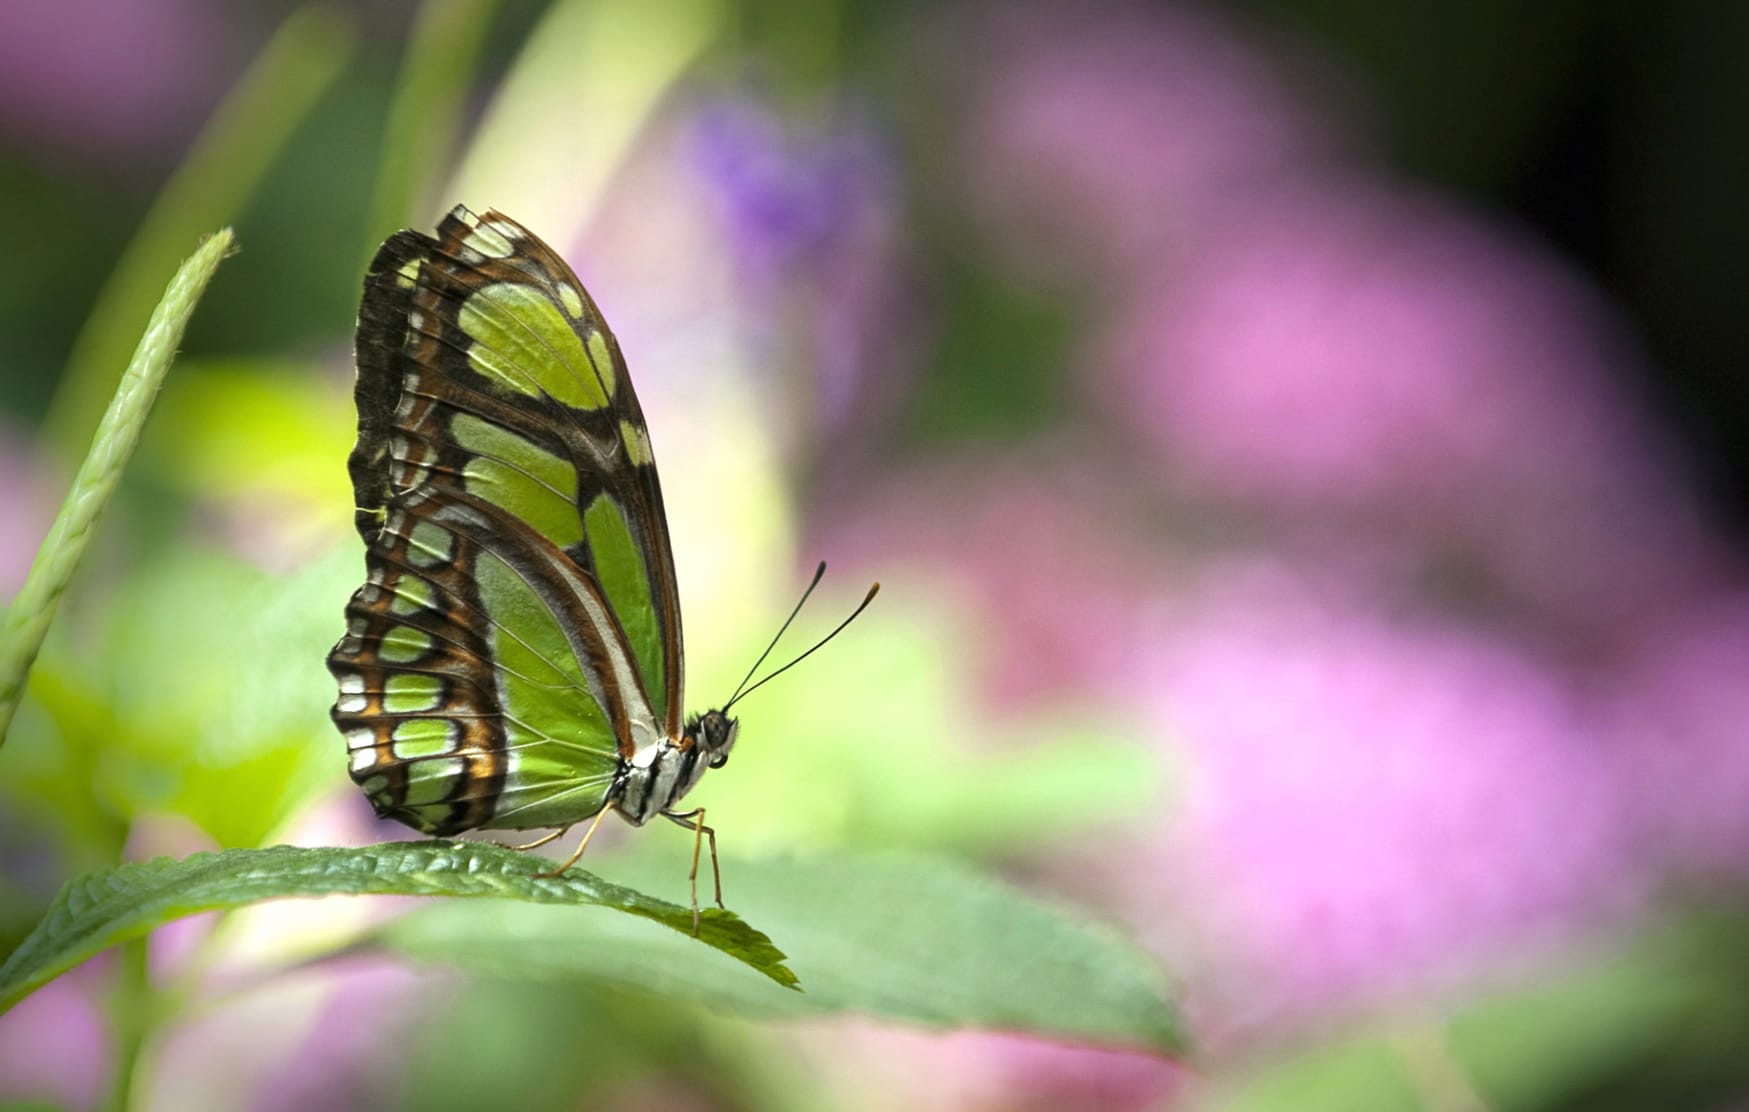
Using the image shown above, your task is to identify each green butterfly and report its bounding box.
[328,206,872,922]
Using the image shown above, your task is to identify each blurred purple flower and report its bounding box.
[689,97,891,280]
[788,1021,1185,1112]
[0,0,235,164]
[963,1,1343,281]
[247,961,433,1112]
[685,95,910,432]
[144,957,434,1110]
[1610,589,1749,879]
[0,424,58,596]
[0,963,110,1110]
[1142,566,1639,1036]
[1102,185,1731,640]
[809,454,1170,711]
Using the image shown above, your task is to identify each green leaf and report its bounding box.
[380,849,1187,1055]
[447,0,723,245]
[0,841,795,1013]
[9,543,360,850]
[0,228,236,747]
[366,0,500,244]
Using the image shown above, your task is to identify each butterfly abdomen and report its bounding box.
[614,710,741,824]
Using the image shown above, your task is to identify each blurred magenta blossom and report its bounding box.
[1146,563,1640,1036]
[0,424,57,595]
[137,799,436,1109]
[811,454,1170,711]
[0,964,109,1110]
[964,1,1341,282]
[791,1021,1186,1112]
[1100,184,1732,640]
[236,962,430,1112]
[1610,589,1749,879]
[143,959,430,1111]
[0,0,235,164]
[798,0,1749,1063]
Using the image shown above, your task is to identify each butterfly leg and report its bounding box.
[510,826,570,852]
[663,808,723,935]
[535,804,613,877]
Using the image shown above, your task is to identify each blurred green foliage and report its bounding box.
[0,0,1175,1105]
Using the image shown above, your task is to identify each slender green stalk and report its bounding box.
[102,939,153,1112]
[40,5,354,463]
[0,229,236,747]
[365,0,500,249]
[446,0,724,249]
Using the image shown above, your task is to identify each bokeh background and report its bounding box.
[4,1,1749,1108]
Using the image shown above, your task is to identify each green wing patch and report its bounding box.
[458,282,614,410]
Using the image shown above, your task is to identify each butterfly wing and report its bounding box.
[328,206,684,833]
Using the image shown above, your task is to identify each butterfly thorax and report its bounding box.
[613,709,739,824]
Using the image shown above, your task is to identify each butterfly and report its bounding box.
[327,206,873,928]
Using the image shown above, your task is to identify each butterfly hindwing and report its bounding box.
[328,205,684,833]
[330,507,508,835]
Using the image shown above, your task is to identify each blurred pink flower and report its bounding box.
[145,957,434,1111]
[247,960,433,1112]
[1102,185,1731,640]
[788,1021,1186,1112]
[0,0,236,164]
[0,963,110,1110]
[130,807,440,1107]
[0,425,58,596]
[1143,565,1639,1037]
[809,453,1171,711]
[963,0,1343,281]
[1610,589,1749,879]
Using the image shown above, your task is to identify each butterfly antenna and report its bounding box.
[724,577,880,712]
[724,562,828,707]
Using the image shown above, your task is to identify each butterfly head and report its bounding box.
[689,709,739,770]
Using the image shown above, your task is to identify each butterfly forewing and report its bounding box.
[328,205,685,834]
